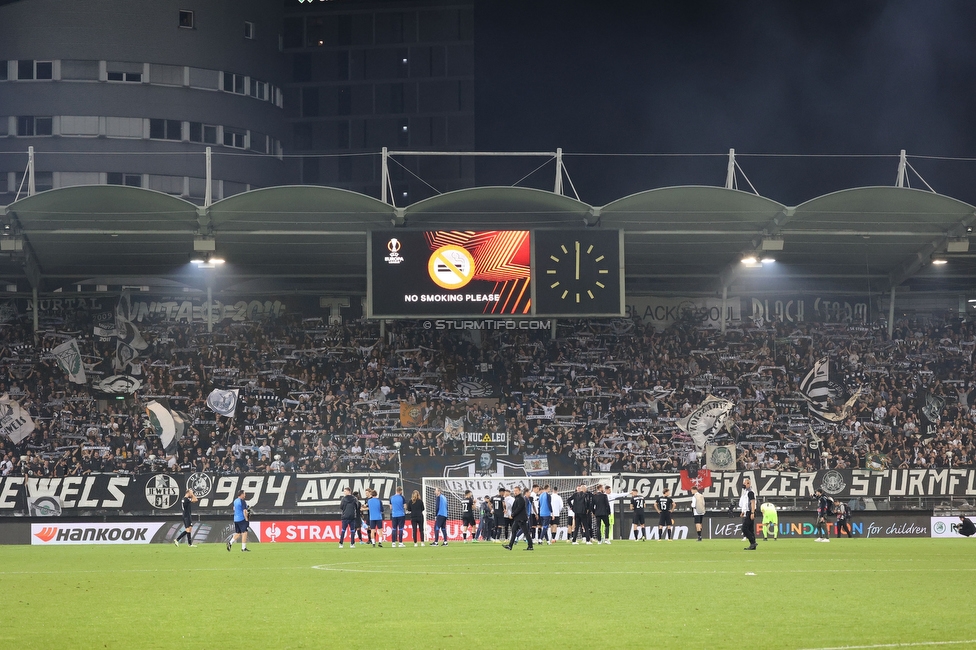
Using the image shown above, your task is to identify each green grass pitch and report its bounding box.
[2,538,975,649]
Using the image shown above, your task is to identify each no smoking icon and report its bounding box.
[428,245,475,289]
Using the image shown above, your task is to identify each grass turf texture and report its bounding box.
[2,538,975,649]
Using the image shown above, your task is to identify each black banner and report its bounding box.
[2,468,976,516]
[0,472,398,514]
[612,468,976,500]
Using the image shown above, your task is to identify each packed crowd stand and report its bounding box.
[2,305,975,479]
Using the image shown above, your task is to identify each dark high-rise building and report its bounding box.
[282,0,475,202]
[0,0,290,204]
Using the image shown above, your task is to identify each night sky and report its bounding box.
[474,1,976,207]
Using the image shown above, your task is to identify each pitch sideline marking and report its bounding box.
[801,641,976,650]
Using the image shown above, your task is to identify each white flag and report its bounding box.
[146,400,185,454]
[0,393,36,444]
[677,395,734,451]
[52,339,87,384]
[206,388,239,417]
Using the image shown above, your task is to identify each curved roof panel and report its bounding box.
[208,186,395,231]
[404,186,591,228]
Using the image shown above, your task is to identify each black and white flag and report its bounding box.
[206,388,239,417]
[145,400,187,455]
[799,357,859,422]
[917,389,945,438]
[677,395,734,451]
[114,290,147,371]
[0,393,36,444]
[52,339,86,384]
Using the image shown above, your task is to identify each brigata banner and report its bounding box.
[612,469,976,501]
[30,522,166,545]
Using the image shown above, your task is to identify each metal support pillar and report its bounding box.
[554,147,563,195]
[551,319,557,341]
[204,147,212,207]
[895,149,907,188]
[32,286,39,338]
[28,146,35,197]
[725,148,735,189]
[888,286,896,338]
[206,284,213,333]
[380,146,391,205]
[721,286,728,335]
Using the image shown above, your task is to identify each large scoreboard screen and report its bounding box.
[368,230,532,318]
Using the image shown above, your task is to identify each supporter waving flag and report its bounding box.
[799,357,860,422]
[146,400,187,455]
[206,388,239,417]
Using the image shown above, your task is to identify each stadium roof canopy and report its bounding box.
[2,183,975,297]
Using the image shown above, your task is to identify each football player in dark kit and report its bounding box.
[629,489,646,541]
[503,486,533,551]
[654,488,675,541]
[461,489,476,542]
[173,488,198,547]
[814,488,834,542]
[491,487,507,542]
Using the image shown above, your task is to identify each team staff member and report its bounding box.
[354,491,367,545]
[367,490,385,547]
[591,485,611,544]
[407,490,426,546]
[227,489,251,552]
[504,488,515,542]
[958,515,976,537]
[338,487,358,548]
[761,501,779,541]
[491,488,507,542]
[690,486,706,542]
[432,487,449,546]
[568,485,592,545]
[390,487,406,548]
[654,488,675,541]
[461,490,476,542]
[174,489,198,547]
[740,478,757,551]
[503,486,534,551]
[629,489,646,541]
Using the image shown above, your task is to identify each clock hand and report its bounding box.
[575,241,580,280]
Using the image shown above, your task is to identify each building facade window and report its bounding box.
[17,116,53,136]
[223,72,246,94]
[179,10,194,29]
[244,21,255,39]
[107,173,143,188]
[250,79,267,100]
[188,122,219,144]
[223,128,246,149]
[149,118,182,141]
[18,60,52,80]
[0,62,7,81]
[107,71,142,82]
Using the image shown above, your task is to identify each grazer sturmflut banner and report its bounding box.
[2,469,976,515]
[611,469,976,501]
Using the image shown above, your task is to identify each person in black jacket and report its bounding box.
[959,515,976,537]
[567,484,593,545]
[591,485,611,544]
[407,490,426,546]
[503,486,534,551]
[338,487,358,548]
